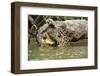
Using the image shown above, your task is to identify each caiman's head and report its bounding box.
[40,32,58,47]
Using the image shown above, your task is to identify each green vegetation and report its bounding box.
[43,15,88,22]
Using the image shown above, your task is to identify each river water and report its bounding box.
[28,39,88,61]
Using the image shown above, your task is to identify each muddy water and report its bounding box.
[28,39,88,61]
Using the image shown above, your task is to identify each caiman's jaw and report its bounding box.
[41,38,55,45]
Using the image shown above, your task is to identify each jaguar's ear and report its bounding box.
[46,18,56,28]
[47,18,56,24]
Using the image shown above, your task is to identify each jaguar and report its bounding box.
[37,19,87,47]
